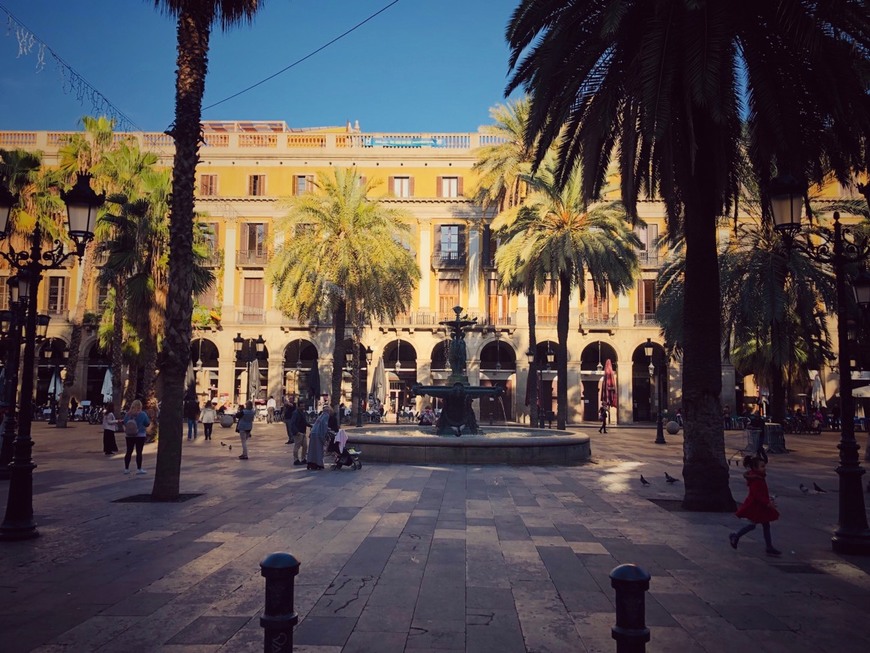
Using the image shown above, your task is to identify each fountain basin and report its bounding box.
[347,426,590,465]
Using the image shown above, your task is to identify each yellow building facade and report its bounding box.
[8,120,854,425]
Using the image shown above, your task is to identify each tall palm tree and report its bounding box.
[506,1,870,510]
[473,97,543,423]
[494,157,640,428]
[657,221,835,424]
[268,168,419,418]
[152,0,263,500]
[54,116,117,427]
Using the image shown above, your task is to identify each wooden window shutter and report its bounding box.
[388,176,394,197]
[409,177,415,197]
[436,176,443,198]
[458,225,466,256]
[434,225,442,254]
[457,177,464,196]
[481,225,491,262]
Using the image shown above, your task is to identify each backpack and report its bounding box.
[124,417,139,436]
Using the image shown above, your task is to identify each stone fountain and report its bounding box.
[411,306,503,436]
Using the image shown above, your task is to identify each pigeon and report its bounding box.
[813,482,826,493]
[221,442,226,447]
[665,472,680,484]
[229,445,232,451]
[640,475,651,486]
[799,483,810,495]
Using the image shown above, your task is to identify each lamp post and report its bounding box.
[527,346,554,428]
[42,341,68,425]
[356,345,373,427]
[233,333,265,405]
[771,174,870,555]
[645,338,667,444]
[0,172,102,540]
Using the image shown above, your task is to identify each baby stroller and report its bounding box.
[327,429,362,470]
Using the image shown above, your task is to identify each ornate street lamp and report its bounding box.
[355,345,373,428]
[233,333,265,405]
[645,338,667,444]
[771,174,870,555]
[0,173,101,540]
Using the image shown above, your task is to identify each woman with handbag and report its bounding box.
[235,400,255,460]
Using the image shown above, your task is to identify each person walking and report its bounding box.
[729,455,781,555]
[184,397,200,440]
[200,401,217,441]
[235,400,255,460]
[290,403,309,466]
[283,400,296,444]
[266,395,277,423]
[307,406,332,470]
[598,404,608,434]
[101,402,119,455]
[122,399,150,475]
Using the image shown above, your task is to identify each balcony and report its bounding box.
[581,313,617,328]
[389,311,438,326]
[634,313,659,326]
[202,250,224,268]
[636,249,661,267]
[237,249,269,267]
[238,306,265,324]
[481,313,515,327]
[431,251,467,270]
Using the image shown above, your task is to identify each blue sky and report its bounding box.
[0,0,523,134]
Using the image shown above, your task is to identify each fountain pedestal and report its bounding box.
[411,307,503,436]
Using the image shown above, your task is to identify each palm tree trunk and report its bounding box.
[111,284,124,404]
[57,239,100,427]
[556,273,570,429]
[527,292,539,427]
[680,120,736,512]
[330,299,347,411]
[153,6,212,500]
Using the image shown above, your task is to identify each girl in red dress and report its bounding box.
[730,455,781,555]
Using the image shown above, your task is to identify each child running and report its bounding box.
[729,455,781,555]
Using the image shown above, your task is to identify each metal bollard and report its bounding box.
[610,563,651,652]
[260,552,300,653]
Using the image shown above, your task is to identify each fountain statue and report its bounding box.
[411,307,503,436]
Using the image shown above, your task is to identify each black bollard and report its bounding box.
[610,563,651,652]
[260,552,300,653]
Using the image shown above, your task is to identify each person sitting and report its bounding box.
[418,405,436,426]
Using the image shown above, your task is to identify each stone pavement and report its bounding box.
[0,420,868,652]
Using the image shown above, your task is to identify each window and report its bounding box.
[440,225,460,258]
[536,280,558,325]
[634,224,659,264]
[96,280,109,310]
[240,223,268,264]
[438,279,460,320]
[199,174,217,196]
[487,278,509,325]
[196,281,218,309]
[248,174,266,196]
[437,176,462,198]
[389,176,413,198]
[0,277,9,310]
[481,225,497,267]
[46,277,68,315]
[241,277,265,322]
[293,174,314,195]
[585,280,610,321]
[638,279,656,315]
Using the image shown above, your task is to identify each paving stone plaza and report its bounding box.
[1,421,868,652]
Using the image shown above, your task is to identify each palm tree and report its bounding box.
[473,97,543,424]
[54,116,116,427]
[506,1,870,510]
[152,0,263,500]
[268,168,419,419]
[657,221,835,425]
[493,157,640,429]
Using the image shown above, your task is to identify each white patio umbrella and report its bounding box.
[100,368,113,403]
[249,358,261,401]
[810,370,827,407]
[369,357,387,403]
